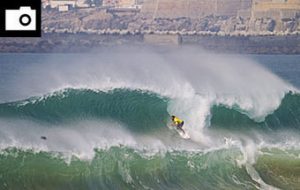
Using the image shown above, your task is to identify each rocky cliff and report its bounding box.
[41,7,300,35]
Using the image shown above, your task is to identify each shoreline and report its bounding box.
[0,33,300,54]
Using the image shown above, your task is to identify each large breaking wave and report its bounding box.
[0,48,299,190]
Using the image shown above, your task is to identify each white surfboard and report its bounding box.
[177,128,190,139]
[168,124,190,139]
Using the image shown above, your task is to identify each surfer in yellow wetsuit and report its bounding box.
[171,115,185,134]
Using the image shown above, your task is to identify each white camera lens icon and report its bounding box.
[5,7,36,31]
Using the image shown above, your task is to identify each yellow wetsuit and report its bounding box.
[173,117,183,126]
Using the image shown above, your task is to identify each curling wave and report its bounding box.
[0,88,299,131]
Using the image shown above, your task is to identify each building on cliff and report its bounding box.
[49,0,77,11]
[141,0,252,19]
[48,0,89,11]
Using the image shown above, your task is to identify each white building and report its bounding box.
[103,0,137,8]
[49,0,89,11]
[49,0,76,10]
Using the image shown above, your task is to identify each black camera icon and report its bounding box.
[5,7,36,31]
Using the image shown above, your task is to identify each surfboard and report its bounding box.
[168,124,190,139]
[177,128,190,139]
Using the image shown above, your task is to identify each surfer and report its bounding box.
[171,115,185,134]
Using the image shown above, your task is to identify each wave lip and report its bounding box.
[211,92,300,130]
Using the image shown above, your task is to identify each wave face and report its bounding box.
[1,89,300,131]
[0,89,169,131]
[0,50,300,190]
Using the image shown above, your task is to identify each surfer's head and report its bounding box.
[171,115,175,121]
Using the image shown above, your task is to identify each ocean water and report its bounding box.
[0,48,299,190]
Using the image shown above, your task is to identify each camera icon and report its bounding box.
[5,7,36,31]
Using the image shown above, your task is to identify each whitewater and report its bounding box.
[0,47,299,190]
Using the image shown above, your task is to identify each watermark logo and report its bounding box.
[0,0,41,37]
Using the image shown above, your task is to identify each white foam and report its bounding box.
[0,118,208,160]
